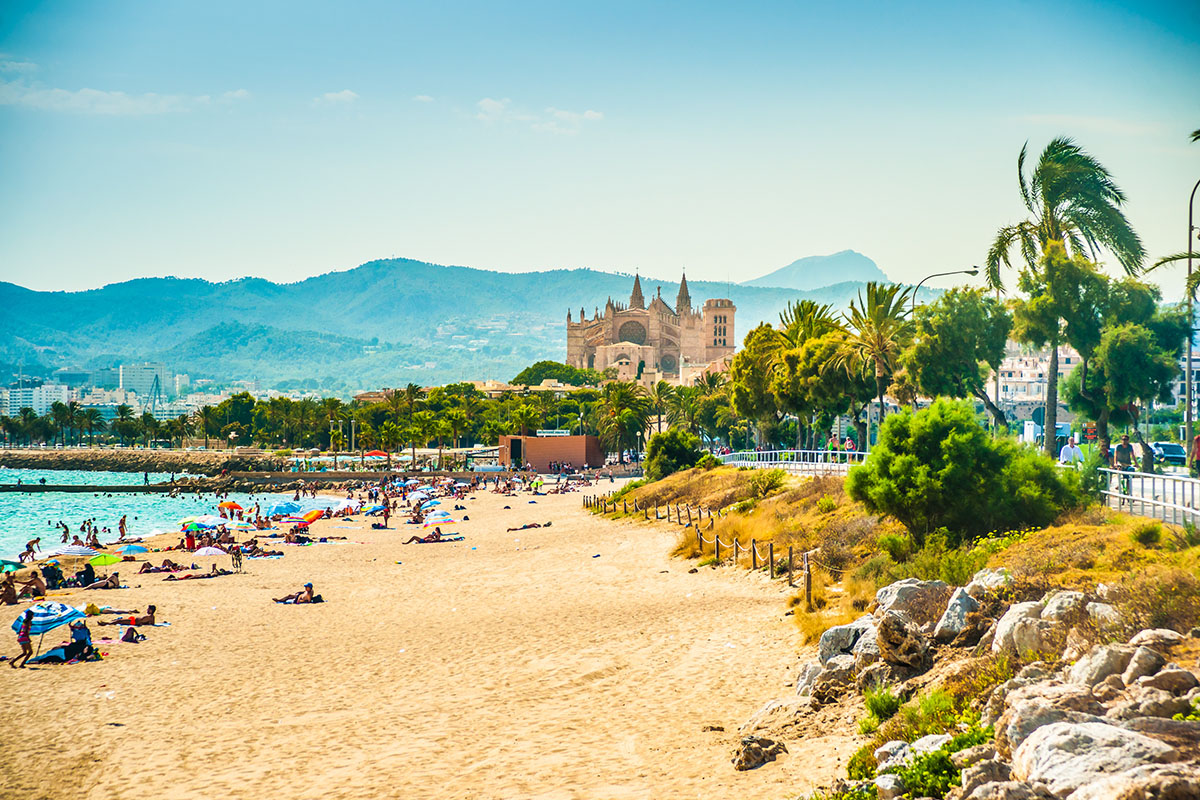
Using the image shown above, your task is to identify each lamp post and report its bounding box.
[1187,178,1199,471]
[912,267,981,317]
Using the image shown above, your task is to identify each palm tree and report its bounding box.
[510,404,541,438]
[694,372,727,397]
[401,383,424,423]
[114,404,134,446]
[66,400,82,445]
[140,412,159,447]
[443,408,469,449]
[647,381,675,433]
[411,410,438,467]
[986,137,1143,454]
[195,405,216,449]
[779,299,841,345]
[80,408,104,445]
[668,385,702,434]
[837,282,914,444]
[594,381,650,463]
[50,401,70,446]
[379,421,401,468]
[986,137,1144,288]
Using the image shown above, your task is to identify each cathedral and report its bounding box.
[566,274,736,386]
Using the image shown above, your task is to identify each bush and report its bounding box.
[695,453,721,470]
[846,399,1081,545]
[1115,567,1200,632]
[864,684,903,721]
[817,494,837,513]
[877,532,913,562]
[1131,521,1162,547]
[845,745,877,781]
[644,429,703,482]
[748,468,787,498]
[889,726,993,799]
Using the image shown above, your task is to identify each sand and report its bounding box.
[0,480,851,799]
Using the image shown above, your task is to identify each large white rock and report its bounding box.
[966,567,1013,598]
[1128,628,1185,649]
[817,614,875,664]
[874,740,909,768]
[874,578,952,627]
[874,773,905,799]
[794,661,823,697]
[1012,721,1175,798]
[993,601,1046,654]
[1010,617,1063,657]
[1085,602,1122,630]
[1136,667,1199,694]
[1067,644,1136,686]
[1120,646,1165,686]
[1042,591,1087,623]
[933,587,980,642]
[1066,763,1200,800]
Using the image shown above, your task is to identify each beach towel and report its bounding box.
[416,536,464,543]
[247,555,283,560]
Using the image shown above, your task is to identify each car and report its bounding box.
[1150,441,1187,467]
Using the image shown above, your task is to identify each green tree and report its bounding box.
[644,428,704,481]
[594,381,650,462]
[80,408,105,445]
[836,282,914,443]
[729,324,784,446]
[647,380,676,434]
[510,404,542,438]
[903,288,1012,428]
[511,360,605,387]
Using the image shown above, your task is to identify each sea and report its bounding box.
[0,467,293,560]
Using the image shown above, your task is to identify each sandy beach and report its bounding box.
[0,481,851,799]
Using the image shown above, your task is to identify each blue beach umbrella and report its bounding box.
[48,545,99,558]
[11,602,86,637]
[113,544,149,554]
[419,500,441,510]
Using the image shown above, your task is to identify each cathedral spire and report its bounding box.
[629,273,645,309]
[676,271,691,314]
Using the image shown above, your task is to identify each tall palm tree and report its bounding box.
[443,408,469,449]
[594,381,650,463]
[115,404,134,446]
[401,383,425,423]
[986,137,1144,288]
[510,404,541,438]
[986,137,1143,454]
[195,405,216,449]
[66,400,82,445]
[50,401,70,446]
[694,372,727,397]
[779,299,841,345]
[411,410,438,467]
[668,385,702,434]
[837,282,914,444]
[647,380,675,433]
[80,408,104,445]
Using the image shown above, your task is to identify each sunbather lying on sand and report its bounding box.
[506,522,551,532]
[83,573,121,590]
[163,565,231,581]
[403,528,445,544]
[98,605,156,626]
[273,583,315,604]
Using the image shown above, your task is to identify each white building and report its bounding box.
[994,345,1081,408]
[6,383,69,416]
[119,362,172,399]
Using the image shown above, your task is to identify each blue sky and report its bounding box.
[1,0,1197,295]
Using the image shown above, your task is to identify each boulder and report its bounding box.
[911,733,952,756]
[795,662,823,697]
[856,660,910,693]
[951,611,993,648]
[1012,721,1176,798]
[1095,674,1126,703]
[997,700,1108,754]
[966,567,1013,598]
[818,615,875,664]
[1067,644,1136,686]
[1042,591,1088,624]
[1065,763,1200,800]
[852,622,880,671]
[1011,617,1064,656]
[1062,627,1093,662]
[1120,647,1165,686]
[951,742,997,769]
[1106,686,1191,720]
[1086,602,1122,630]
[967,783,1056,800]
[934,588,981,642]
[811,654,856,704]
[874,773,905,799]
[874,740,909,768]
[1137,668,1199,694]
[960,759,1013,798]
[877,612,929,668]
[731,735,787,770]
[875,578,953,627]
[994,601,1047,654]
[1129,629,1185,649]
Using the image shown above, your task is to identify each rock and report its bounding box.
[966,783,1054,800]
[731,735,787,770]
[877,612,928,668]
[1042,591,1088,623]
[874,740,909,767]
[960,759,1013,798]
[856,660,910,693]
[874,773,905,799]
[818,615,875,664]
[1129,629,1185,649]
[1062,627,1093,662]
[951,742,997,769]
[971,619,998,655]
[852,622,880,671]
[1065,763,1200,800]
[1106,686,1191,720]
[1018,662,1058,683]
[1012,721,1176,798]
[1117,717,1200,752]
[795,662,823,697]
[1121,647,1165,686]
[966,567,1013,598]
[911,733,952,756]
[1137,668,1199,694]
[811,655,856,705]
[875,578,953,627]
[951,611,993,648]
[1085,602,1122,630]
[997,701,1108,754]
[1095,674,1126,703]
[1067,644,1135,686]
[994,601,1046,654]
[1011,617,1064,656]
[934,588,981,642]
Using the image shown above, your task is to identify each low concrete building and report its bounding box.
[498,433,604,472]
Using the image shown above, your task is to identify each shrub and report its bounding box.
[846,399,1081,545]
[695,453,721,470]
[889,726,993,799]
[864,684,903,721]
[817,494,837,513]
[748,468,787,498]
[1078,447,1107,502]
[845,745,877,781]
[1115,566,1200,632]
[644,429,704,482]
[877,532,913,562]
[1131,521,1162,547]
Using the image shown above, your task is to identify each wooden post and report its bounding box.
[733,539,739,564]
[803,551,812,612]
[696,529,702,552]
[623,499,627,514]
[769,542,775,580]
[714,537,720,563]
[788,545,794,587]
[655,502,659,520]
[686,506,692,524]
[751,539,758,571]
[644,505,649,520]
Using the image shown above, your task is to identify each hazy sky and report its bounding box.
[1,1,1197,295]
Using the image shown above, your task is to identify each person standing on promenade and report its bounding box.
[1059,435,1084,465]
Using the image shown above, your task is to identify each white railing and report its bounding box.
[1100,467,1200,527]
[717,448,869,476]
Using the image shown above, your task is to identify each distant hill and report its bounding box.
[0,258,888,395]
[742,250,888,291]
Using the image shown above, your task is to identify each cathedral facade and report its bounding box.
[566,274,735,385]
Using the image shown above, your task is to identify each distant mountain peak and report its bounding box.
[742,250,888,291]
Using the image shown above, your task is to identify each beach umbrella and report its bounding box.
[419,500,441,510]
[227,521,255,531]
[364,449,388,457]
[404,478,420,487]
[363,505,386,515]
[423,518,457,527]
[11,602,85,636]
[302,509,324,523]
[0,559,23,573]
[181,523,203,532]
[408,492,430,502]
[89,553,122,566]
[218,501,243,510]
[48,545,98,557]
[113,544,149,554]
[193,546,227,556]
[265,501,302,516]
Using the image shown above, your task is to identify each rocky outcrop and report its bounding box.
[731,735,787,770]
[874,578,952,628]
[934,588,980,642]
[876,612,928,668]
[1012,721,1176,798]
[0,448,281,476]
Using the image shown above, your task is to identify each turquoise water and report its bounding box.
[0,469,292,560]
[0,468,174,486]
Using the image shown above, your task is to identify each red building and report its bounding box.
[498,434,604,473]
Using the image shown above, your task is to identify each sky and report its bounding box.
[1,0,1197,296]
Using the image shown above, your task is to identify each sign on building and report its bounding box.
[536,429,569,437]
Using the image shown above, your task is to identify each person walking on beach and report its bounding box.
[118,515,128,540]
[11,610,34,668]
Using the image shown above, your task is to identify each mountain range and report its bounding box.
[741,250,888,290]
[0,255,912,396]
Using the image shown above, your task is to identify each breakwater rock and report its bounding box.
[0,448,283,476]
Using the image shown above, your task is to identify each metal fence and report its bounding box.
[716,448,869,476]
[1099,467,1200,527]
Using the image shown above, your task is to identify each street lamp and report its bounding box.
[1186,179,1200,469]
[912,267,981,316]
